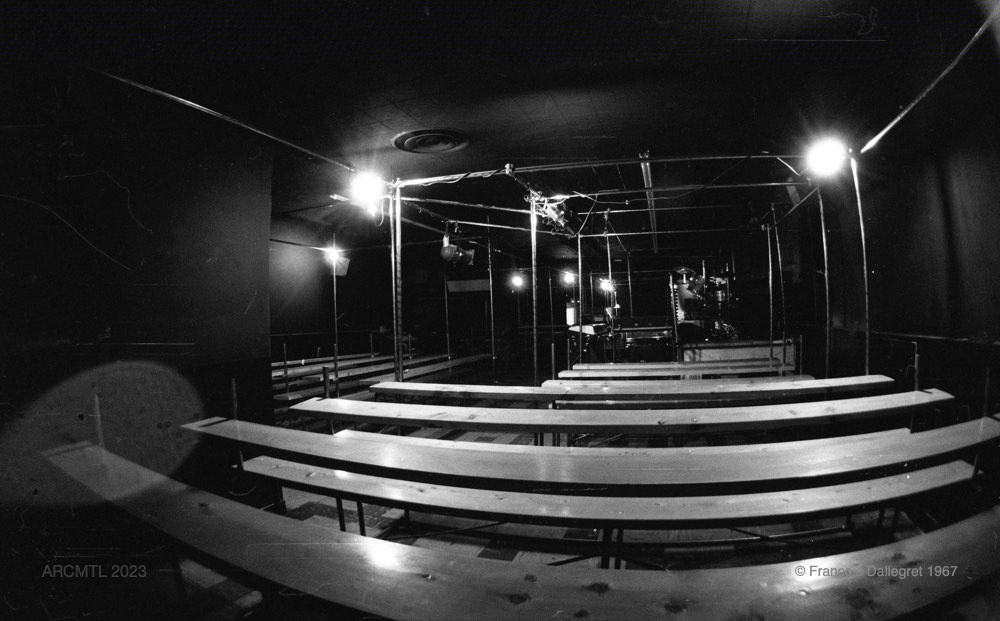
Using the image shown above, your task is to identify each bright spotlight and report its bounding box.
[561,272,576,286]
[598,278,614,292]
[510,274,525,289]
[350,172,386,211]
[805,138,847,178]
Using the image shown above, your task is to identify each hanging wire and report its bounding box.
[860,0,1000,154]
[2,194,136,271]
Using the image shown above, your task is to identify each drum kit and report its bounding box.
[672,266,737,339]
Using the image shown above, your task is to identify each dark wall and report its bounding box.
[1,66,273,492]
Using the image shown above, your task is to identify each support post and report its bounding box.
[282,342,289,395]
[322,367,330,399]
[626,250,634,317]
[669,274,679,361]
[230,378,243,470]
[577,233,584,364]
[850,156,871,375]
[767,226,774,362]
[333,344,341,397]
[770,210,788,366]
[332,231,340,383]
[818,188,832,379]
[392,183,404,381]
[487,224,497,382]
[444,273,451,360]
[531,205,539,386]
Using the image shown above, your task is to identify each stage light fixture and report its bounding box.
[805,138,847,178]
[598,278,614,292]
[561,272,576,285]
[510,274,525,289]
[349,171,386,215]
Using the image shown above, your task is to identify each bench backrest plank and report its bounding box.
[182,415,1000,494]
[45,442,1000,621]
[290,389,953,435]
[370,375,895,406]
[547,375,812,385]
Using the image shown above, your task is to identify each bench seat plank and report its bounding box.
[44,442,1000,621]
[243,454,974,527]
[182,415,1000,494]
[290,389,953,435]
[558,367,799,379]
[574,359,781,370]
[542,371,816,388]
[370,375,895,406]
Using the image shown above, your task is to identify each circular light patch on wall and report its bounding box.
[392,128,469,154]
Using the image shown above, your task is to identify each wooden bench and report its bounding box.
[182,415,1000,495]
[369,375,896,408]
[274,354,490,403]
[271,354,394,381]
[557,365,800,379]
[45,442,1000,620]
[289,389,955,438]
[271,352,377,368]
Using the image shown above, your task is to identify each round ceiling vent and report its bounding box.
[392,128,469,154]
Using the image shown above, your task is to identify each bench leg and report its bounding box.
[876,507,886,530]
[336,497,346,532]
[891,507,902,530]
[357,502,366,536]
[600,529,612,569]
[614,529,624,569]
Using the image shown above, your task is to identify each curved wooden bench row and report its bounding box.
[370,375,895,408]
[271,354,393,381]
[289,389,954,437]
[273,353,449,390]
[45,442,1000,621]
[182,415,1000,495]
[242,453,974,529]
[271,352,377,368]
[559,364,798,379]
[274,354,491,403]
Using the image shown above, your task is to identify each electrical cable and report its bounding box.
[2,193,135,271]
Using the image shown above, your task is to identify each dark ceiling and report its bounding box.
[9,0,997,268]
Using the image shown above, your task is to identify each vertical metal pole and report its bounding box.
[551,342,556,381]
[443,273,451,360]
[767,226,774,362]
[369,333,374,357]
[701,259,708,332]
[92,393,105,449]
[817,188,832,379]
[487,224,497,382]
[577,233,584,363]
[332,232,340,370]
[230,378,243,470]
[605,233,614,362]
[548,268,555,341]
[282,342,289,395]
[322,367,331,398]
[333,344,340,397]
[850,156,871,375]
[392,183,404,381]
[669,274,679,361]
[770,209,787,366]
[531,206,539,386]
[626,250,634,317]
